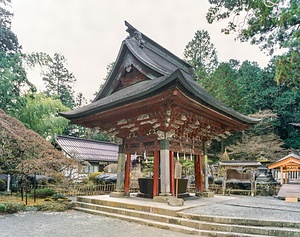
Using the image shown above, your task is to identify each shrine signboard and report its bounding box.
[283,165,300,172]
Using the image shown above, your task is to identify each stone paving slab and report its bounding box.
[182,195,300,223]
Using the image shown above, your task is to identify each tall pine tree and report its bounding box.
[183,30,218,81]
[42,53,76,109]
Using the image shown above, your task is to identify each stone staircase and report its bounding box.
[74,196,300,237]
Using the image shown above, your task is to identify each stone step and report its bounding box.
[74,206,274,237]
[76,196,177,216]
[75,201,300,236]
[177,212,300,229]
[77,197,300,229]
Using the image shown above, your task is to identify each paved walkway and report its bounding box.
[182,195,300,223]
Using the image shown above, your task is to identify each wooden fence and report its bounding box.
[13,181,197,197]
[17,183,116,196]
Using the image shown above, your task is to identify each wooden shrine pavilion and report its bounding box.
[60,21,260,199]
[268,153,300,185]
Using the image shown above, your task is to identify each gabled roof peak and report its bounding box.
[124,20,194,76]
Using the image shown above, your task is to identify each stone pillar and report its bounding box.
[203,141,209,191]
[7,174,10,192]
[110,142,126,198]
[159,139,171,196]
[202,141,214,197]
[251,170,256,196]
[169,151,175,196]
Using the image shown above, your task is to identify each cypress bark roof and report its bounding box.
[60,21,259,139]
[62,69,259,125]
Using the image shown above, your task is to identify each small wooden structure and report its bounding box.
[268,153,300,185]
[219,161,261,196]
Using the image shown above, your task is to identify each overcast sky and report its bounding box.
[11,0,270,101]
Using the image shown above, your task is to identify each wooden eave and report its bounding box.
[268,157,300,169]
[62,70,259,124]
[65,76,255,143]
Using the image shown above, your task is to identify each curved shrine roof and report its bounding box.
[60,21,259,133]
[62,69,259,125]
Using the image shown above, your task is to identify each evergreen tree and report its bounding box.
[206,0,300,87]
[204,60,242,111]
[236,60,279,114]
[0,0,35,116]
[183,30,218,81]
[42,53,76,109]
[273,86,300,149]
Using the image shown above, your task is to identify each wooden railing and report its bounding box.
[16,183,116,196]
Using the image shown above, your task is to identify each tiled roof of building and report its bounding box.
[55,136,118,162]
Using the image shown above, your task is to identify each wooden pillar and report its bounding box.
[170,151,175,196]
[124,152,131,195]
[194,155,200,193]
[194,154,203,195]
[199,153,204,194]
[153,150,160,197]
[280,166,283,185]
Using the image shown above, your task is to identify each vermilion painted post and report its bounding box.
[194,155,200,193]
[153,150,159,197]
[199,153,204,194]
[124,152,131,195]
[169,151,175,196]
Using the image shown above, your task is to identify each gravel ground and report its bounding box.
[183,195,300,222]
[0,210,195,237]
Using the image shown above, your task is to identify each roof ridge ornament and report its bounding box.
[133,30,145,48]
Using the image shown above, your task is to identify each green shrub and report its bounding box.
[29,188,55,198]
[0,202,25,214]
[0,191,11,196]
[5,202,25,213]
[0,179,6,191]
[37,200,75,212]
[89,172,102,181]
[53,193,66,201]
[0,203,6,213]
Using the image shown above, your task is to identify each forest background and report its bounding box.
[0,0,299,175]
